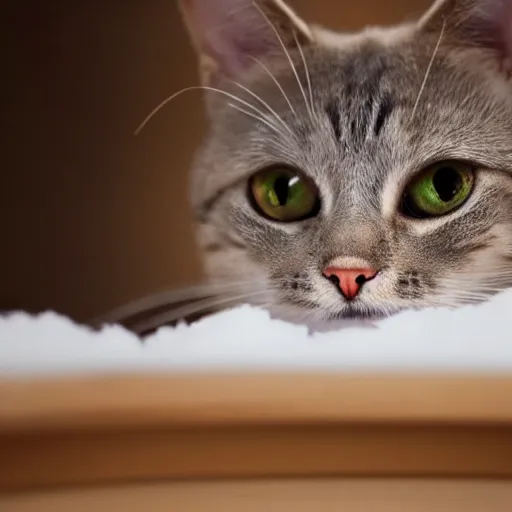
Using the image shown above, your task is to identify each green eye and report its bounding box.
[249,167,320,222]
[402,162,475,218]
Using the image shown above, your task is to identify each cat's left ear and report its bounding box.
[178,0,313,86]
[419,0,512,69]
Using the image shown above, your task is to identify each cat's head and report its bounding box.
[179,0,512,323]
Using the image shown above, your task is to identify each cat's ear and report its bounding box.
[178,0,313,85]
[419,0,512,65]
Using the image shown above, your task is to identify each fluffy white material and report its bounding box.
[1,289,512,378]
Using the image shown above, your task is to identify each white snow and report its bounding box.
[0,289,511,378]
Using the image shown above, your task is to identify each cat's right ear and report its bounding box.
[178,0,313,85]
[419,0,512,71]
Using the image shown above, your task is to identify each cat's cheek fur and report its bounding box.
[196,221,278,307]
[434,225,512,306]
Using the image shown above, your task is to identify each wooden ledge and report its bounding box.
[1,373,512,491]
[1,373,512,432]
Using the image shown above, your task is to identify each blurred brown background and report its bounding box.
[2,0,431,322]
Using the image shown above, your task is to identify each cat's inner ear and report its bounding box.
[419,0,512,67]
[178,0,313,84]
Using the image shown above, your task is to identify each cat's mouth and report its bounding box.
[274,294,402,323]
[285,303,399,334]
[326,304,399,322]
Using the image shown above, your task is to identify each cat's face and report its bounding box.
[180,0,512,323]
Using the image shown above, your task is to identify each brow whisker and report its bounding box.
[227,103,284,134]
[252,1,312,120]
[410,20,446,121]
[134,85,280,135]
[249,56,298,118]
[231,81,295,136]
[293,31,315,117]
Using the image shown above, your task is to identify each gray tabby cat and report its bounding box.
[173,0,512,325]
[119,0,512,332]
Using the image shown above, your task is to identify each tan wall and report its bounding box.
[2,0,432,322]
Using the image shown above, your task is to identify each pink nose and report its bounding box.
[323,267,378,300]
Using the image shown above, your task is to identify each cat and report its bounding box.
[116,0,512,332]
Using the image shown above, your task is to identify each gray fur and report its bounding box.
[181,0,512,323]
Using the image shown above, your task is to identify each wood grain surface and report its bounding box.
[2,373,512,431]
[3,479,512,512]
[1,373,512,491]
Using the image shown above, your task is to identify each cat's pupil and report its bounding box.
[433,167,462,202]
[274,176,291,206]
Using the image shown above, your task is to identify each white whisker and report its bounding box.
[432,281,508,308]
[410,20,446,121]
[92,280,268,326]
[249,56,297,118]
[293,31,314,117]
[252,1,312,119]
[134,289,271,334]
[227,103,282,134]
[231,81,294,136]
[134,85,279,135]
